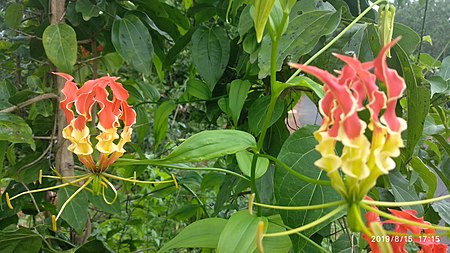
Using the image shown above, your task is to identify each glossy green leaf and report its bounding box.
[410,157,437,199]
[0,112,35,150]
[388,170,423,215]
[236,150,269,178]
[238,5,253,41]
[229,79,251,125]
[160,130,256,163]
[58,186,90,233]
[393,45,430,161]
[437,56,450,80]
[432,134,450,156]
[0,228,42,253]
[187,79,212,100]
[217,210,267,253]
[274,126,340,252]
[42,24,77,73]
[157,218,227,252]
[112,14,153,76]
[191,27,230,90]
[4,3,23,29]
[248,96,284,135]
[75,0,106,21]
[153,101,177,151]
[431,201,450,225]
[252,0,276,42]
[259,10,341,78]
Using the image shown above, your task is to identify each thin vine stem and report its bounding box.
[286,0,386,83]
[362,193,450,207]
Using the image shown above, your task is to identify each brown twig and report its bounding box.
[0,93,58,113]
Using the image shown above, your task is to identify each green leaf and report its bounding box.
[75,0,106,21]
[427,76,449,96]
[135,106,149,144]
[157,218,227,253]
[252,0,276,42]
[160,130,256,164]
[101,52,123,74]
[431,201,450,225]
[191,26,230,90]
[229,79,251,125]
[262,215,292,252]
[248,96,284,135]
[112,14,153,76]
[168,204,202,221]
[0,228,42,253]
[42,24,77,73]
[388,170,423,215]
[409,157,437,199]
[258,10,341,78]
[286,76,324,99]
[0,112,35,150]
[89,185,121,215]
[187,79,212,100]
[393,45,430,162]
[274,126,341,252]
[236,150,269,178]
[153,101,177,151]
[393,23,420,55]
[4,3,23,29]
[217,210,267,253]
[136,80,160,101]
[238,5,254,41]
[75,239,114,253]
[432,134,450,157]
[332,234,355,253]
[437,56,450,80]
[57,186,90,233]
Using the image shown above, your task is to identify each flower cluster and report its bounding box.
[56,73,136,173]
[363,201,448,253]
[289,39,406,201]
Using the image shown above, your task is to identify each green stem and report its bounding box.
[254,200,345,210]
[362,193,450,207]
[264,205,346,237]
[360,202,450,232]
[258,153,332,186]
[286,0,386,83]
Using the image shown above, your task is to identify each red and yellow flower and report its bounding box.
[289,39,406,201]
[56,73,136,172]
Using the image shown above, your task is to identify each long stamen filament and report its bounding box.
[102,172,175,185]
[253,200,346,211]
[8,174,91,201]
[362,194,450,207]
[55,176,94,221]
[360,202,450,232]
[264,205,346,237]
[101,176,118,205]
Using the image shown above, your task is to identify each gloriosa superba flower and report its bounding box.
[254,39,450,252]
[289,38,406,202]
[6,73,177,232]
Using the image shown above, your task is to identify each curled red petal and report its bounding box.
[55,72,78,123]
